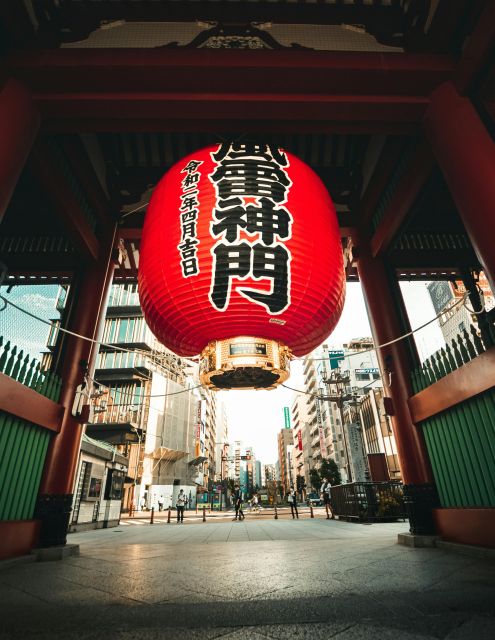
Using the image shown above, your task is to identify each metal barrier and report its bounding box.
[330,482,406,522]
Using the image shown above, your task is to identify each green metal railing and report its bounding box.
[0,338,62,521]
[0,337,61,401]
[411,325,489,393]
[421,389,495,508]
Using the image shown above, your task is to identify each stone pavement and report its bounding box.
[1,518,494,640]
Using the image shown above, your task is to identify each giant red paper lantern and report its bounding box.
[139,143,345,390]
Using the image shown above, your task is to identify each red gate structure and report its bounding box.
[0,0,494,558]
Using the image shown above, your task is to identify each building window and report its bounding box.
[356,372,370,381]
[104,470,125,500]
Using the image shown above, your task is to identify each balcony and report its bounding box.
[311,435,320,448]
[307,377,317,391]
[86,403,145,445]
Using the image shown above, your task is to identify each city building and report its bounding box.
[86,282,203,510]
[359,388,402,482]
[303,345,348,482]
[214,402,229,483]
[255,460,263,490]
[427,276,495,351]
[277,428,293,494]
[264,464,276,485]
[323,338,382,482]
[70,434,128,532]
[199,387,218,494]
[290,394,311,494]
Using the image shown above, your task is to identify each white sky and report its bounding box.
[220,280,447,465]
[218,282,373,465]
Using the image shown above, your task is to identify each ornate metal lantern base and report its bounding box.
[200,336,291,391]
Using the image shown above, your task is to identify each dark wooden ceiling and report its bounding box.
[0,0,484,53]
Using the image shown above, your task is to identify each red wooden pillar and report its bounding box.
[423,81,495,293]
[352,235,437,534]
[36,226,117,547]
[0,79,39,224]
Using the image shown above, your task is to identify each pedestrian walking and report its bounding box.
[158,495,164,512]
[320,477,334,519]
[288,485,299,519]
[139,496,146,511]
[251,493,261,513]
[176,489,187,523]
[232,485,245,520]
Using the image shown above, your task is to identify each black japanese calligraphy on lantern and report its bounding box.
[178,159,203,278]
[208,143,293,314]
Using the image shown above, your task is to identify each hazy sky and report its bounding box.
[220,280,446,465]
[218,282,374,464]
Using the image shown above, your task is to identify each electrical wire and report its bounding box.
[90,384,203,404]
[0,287,485,403]
[282,290,481,398]
[119,200,150,219]
[296,290,473,362]
[0,293,190,377]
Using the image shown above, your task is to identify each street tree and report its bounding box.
[309,468,320,490]
[296,474,306,498]
[320,458,342,486]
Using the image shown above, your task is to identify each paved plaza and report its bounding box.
[1,517,494,640]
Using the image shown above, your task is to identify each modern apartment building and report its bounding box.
[264,464,276,484]
[427,278,495,352]
[255,460,262,489]
[277,428,293,493]
[290,394,311,492]
[86,281,205,511]
[214,402,229,483]
[359,388,401,481]
[300,339,384,483]
[302,345,348,482]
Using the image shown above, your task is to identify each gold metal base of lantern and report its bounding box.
[200,336,292,391]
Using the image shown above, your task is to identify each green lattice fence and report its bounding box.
[421,389,495,508]
[0,337,61,521]
[411,325,490,393]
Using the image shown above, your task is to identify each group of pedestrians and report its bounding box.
[136,481,334,524]
[287,477,334,519]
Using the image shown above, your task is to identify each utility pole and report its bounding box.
[322,370,353,483]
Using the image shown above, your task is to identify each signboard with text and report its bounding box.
[284,406,291,429]
[328,350,345,370]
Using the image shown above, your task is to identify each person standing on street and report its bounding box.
[158,495,164,512]
[320,477,334,519]
[233,485,245,521]
[288,485,299,519]
[176,489,187,523]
